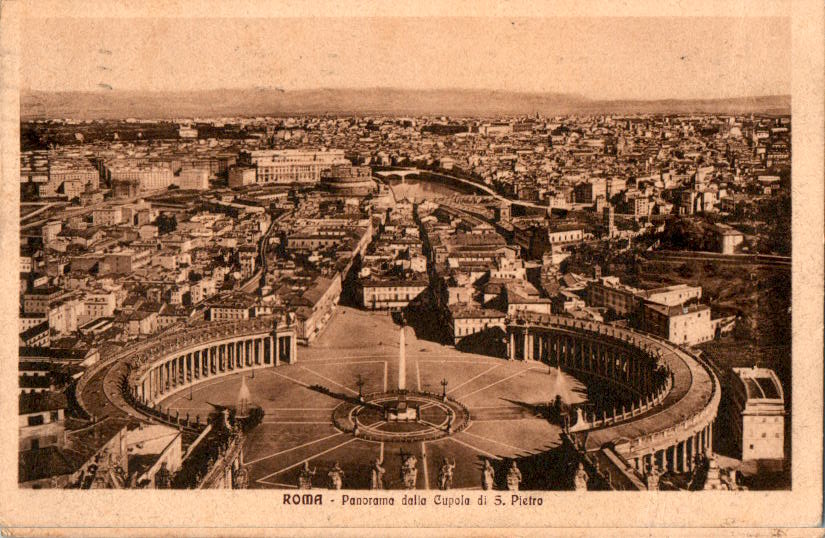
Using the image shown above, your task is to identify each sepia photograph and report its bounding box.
[0,0,822,534]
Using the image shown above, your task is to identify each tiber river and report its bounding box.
[386,177,469,202]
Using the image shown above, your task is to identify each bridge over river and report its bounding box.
[374,168,550,212]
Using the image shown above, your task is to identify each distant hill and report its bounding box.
[20,88,791,119]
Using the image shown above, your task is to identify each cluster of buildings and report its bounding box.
[358,201,428,310]
[585,276,721,346]
[18,110,789,488]
[230,148,349,186]
[262,195,376,343]
[21,138,242,203]
[18,348,186,488]
[20,194,272,348]
[417,201,538,345]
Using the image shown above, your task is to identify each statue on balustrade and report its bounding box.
[233,466,249,489]
[154,462,171,489]
[574,462,588,491]
[481,459,495,490]
[506,461,522,491]
[328,461,345,490]
[401,453,418,489]
[437,457,455,490]
[298,461,316,489]
[645,464,660,491]
[370,458,386,490]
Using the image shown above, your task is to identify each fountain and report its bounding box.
[236,375,251,419]
[551,366,567,402]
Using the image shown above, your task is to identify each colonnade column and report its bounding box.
[555,335,561,366]
[509,331,515,360]
[708,423,713,452]
[523,330,529,361]
[291,334,297,364]
[687,437,694,471]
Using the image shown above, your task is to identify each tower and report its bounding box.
[603,205,615,238]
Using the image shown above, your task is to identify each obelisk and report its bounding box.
[398,325,406,391]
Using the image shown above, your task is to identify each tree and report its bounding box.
[156,213,177,234]
[676,262,694,279]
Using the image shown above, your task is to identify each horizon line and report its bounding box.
[20,86,791,103]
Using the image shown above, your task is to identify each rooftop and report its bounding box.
[644,302,709,317]
[19,391,68,415]
[732,366,784,401]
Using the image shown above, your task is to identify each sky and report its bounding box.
[21,17,791,100]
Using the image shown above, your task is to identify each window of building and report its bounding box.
[50,411,59,422]
[27,415,44,426]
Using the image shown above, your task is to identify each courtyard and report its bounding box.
[159,307,587,489]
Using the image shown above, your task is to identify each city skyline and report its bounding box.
[22,17,790,101]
